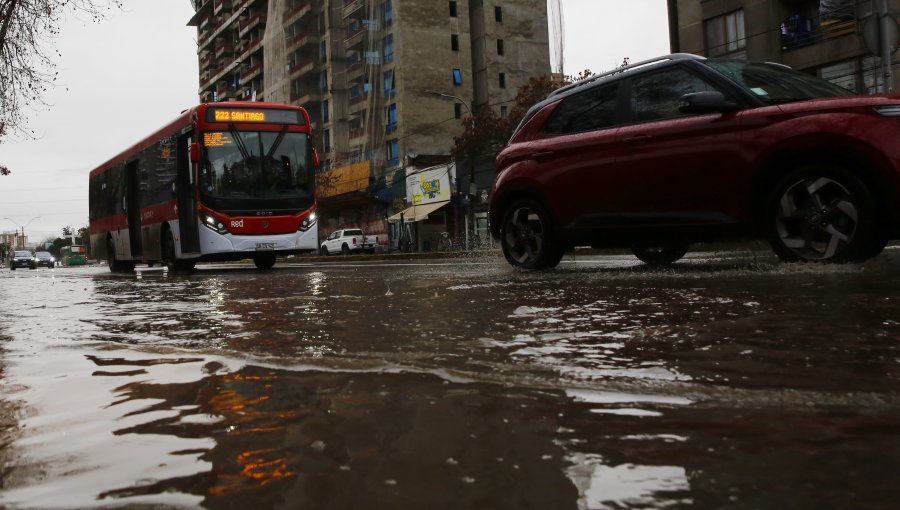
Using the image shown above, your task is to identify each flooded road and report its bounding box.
[2,247,900,509]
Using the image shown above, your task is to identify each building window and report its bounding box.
[499,72,506,88]
[384,70,396,96]
[386,103,398,133]
[323,129,331,152]
[386,138,400,166]
[820,56,883,94]
[451,34,459,51]
[449,1,457,17]
[495,6,502,22]
[704,9,746,57]
[500,105,507,117]
[497,39,504,55]
[454,103,462,119]
[453,68,463,86]
[322,99,329,123]
[383,0,393,26]
[383,34,394,63]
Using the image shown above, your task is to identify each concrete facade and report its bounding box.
[189,0,550,247]
[670,0,900,93]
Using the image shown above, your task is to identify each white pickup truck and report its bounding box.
[320,228,377,255]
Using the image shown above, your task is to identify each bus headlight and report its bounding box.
[201,213,230,235]
[299,212,317,232]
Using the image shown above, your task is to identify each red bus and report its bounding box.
[89,102,318,272]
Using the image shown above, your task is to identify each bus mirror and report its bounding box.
[190,142,201,162]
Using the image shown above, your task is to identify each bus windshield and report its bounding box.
[201,130,313,201]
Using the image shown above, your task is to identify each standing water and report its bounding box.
[2,248,900,509]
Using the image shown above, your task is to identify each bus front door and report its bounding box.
[176,133,201,257]
[125,160,143,258]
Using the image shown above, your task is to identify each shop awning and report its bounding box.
[387,200,450,223]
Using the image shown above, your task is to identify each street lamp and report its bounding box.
[427,90,476,248]
[427,90,472,120]
[4,216,41,249]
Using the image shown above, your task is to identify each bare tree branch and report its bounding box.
[0,0,122,150]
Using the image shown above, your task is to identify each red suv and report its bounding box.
[489,54,900,269]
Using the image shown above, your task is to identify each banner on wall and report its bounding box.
[406,165,453,205]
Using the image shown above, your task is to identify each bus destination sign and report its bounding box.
[206,107,303,125]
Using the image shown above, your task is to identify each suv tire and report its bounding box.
[500,199,564,270]
[766,164,885,263]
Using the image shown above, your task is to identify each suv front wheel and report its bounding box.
[766,164,885,263]
[500,199,564,270]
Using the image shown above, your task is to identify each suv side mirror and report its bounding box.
[679,91,740,114]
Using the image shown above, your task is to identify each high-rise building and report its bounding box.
[668,0,898,93]
[188,0,550,249]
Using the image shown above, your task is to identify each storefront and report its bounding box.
[387,164,456,252]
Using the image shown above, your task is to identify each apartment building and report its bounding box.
[188,0,550,249]
[1,231,25,250]
[668,0,899,93]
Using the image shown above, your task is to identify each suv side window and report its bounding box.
[629,67,718,123]
[543,83,619,135]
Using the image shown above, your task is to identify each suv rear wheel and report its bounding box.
[766,164,885,263]
[500,199,564,270]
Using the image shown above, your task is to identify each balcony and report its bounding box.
[241,62,263,83]
[239,14,265,37]
[342,0,363,19]
[284,1,311,25]
[344,22,368,50]
[216,83,239,101]
[349,92,369,106]
[295,91,324,105]
[286,31,319,52]
[213,0,231,15]
[199,51,213,69]
[781,16,859,52]
[289,60,315,78]
[214,38,234,58]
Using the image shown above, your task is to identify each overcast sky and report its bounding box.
[0,0,670,242]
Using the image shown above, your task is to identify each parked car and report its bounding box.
[490,53,900,269]
[34,251,56,268]
[320,229,377,255]
[9,250,35,270]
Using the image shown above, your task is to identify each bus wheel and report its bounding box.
[253,253,277,270]
[107,237,131,273]
[163,230,195,273]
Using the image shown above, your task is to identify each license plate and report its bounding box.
[255,243,275,251]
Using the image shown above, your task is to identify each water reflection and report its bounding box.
[91,364,592,509]
[2,255,900,508]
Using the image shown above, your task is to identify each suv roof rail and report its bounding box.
[549,53,707,98]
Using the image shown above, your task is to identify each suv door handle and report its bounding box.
[532,151,555,159]
[624,135,651,144]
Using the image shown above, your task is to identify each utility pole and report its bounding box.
[427,91,475,249]
[881,0,893,92]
